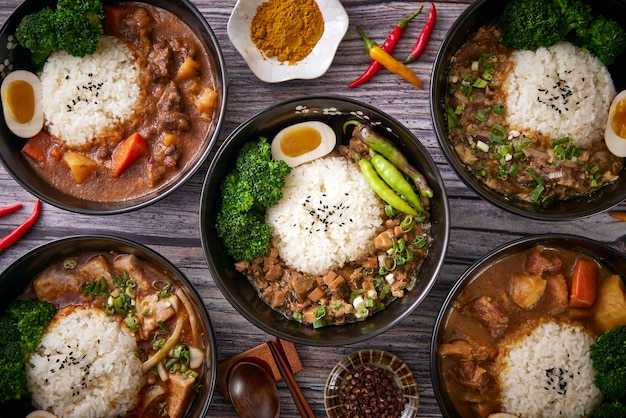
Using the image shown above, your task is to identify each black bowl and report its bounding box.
[430,234,626,417]
[200,95,450,346]
[430,0,626,220]
[0,0,227,214]
[0,235,218,417]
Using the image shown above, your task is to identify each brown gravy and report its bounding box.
[22,3,219,202]
[25,251,207,418]
[445,23,624,205]
[439,246,620,417]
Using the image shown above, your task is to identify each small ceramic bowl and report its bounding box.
[325,349,419,418]
[227,0,349,83]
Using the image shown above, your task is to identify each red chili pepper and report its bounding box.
[610,212,626,221]
[0,199,41,253]
[348,7,423,89]
[0,203,23,217]
[403,3,436,64]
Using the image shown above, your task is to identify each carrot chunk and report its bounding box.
[111,132,148,177]
[21,130,51,163]
[569,257,598,309]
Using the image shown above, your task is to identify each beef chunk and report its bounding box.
[525,250,563,275]
[460,296,509,338]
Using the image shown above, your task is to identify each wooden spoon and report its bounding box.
[228,361,280,418]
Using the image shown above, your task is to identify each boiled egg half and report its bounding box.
[1,70,44,138]
[605,90,626,157]
[271,121,336,167]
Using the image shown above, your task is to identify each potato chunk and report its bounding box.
[509,273,547,308]
[176,57,200,81]
[63,152,97,184]
[195,87,217,116]
[595,275,626,333]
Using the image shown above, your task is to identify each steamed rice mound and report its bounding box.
[497,321,602,418]
[40,36,141,148]
[26,306,144,418]
[504,41,615,149]
[266,155,384,275]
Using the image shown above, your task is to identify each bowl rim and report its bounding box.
[429,0,626,221]
[226,0,349,83]
[429,233,626,417]
[0,234,218,416]
[0,0,229,215]
[200,94,450,346]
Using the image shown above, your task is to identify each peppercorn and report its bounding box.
[339,364,408,417]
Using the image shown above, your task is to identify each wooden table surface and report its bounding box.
[0,0,624,417]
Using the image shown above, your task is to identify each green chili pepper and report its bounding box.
[358,157,419,216]
[344,119,434,198]
[370,150,425,213]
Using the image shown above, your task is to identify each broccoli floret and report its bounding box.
[590,325,626,373]
[0,300,55,403]
[0,315,20,343]
[590,326,626,413]
[216,137,291,261]
[54,8,103,58]
[216,209,272,262]
[594,368,626,400]
[0,341,28,403]
[57,0,105,21]
[593,401,626,418]
[220,172,255,213]
[498,0,566,50]
[554,0,593,39]
[235,138,291,209]
[7,299,56,353]
[15,0,104,68]
[574,16,626,66]
[14,7,58,68]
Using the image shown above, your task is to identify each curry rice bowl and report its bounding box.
[497,321,602,418]
[266,155,384,276]
[39,35,141,148]
[504,41,615,149]
[26,306,144,418]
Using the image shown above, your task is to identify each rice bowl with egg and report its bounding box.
[3,1,222,206]
[218,115,435,328]
[444,22,624,205]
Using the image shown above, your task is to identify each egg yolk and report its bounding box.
[279,126,322,157]
[5,79,35,124]
[612,98,626,138]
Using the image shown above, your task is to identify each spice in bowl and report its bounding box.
[250,0,324,64]
[325,350,419,417]
[339,365,408,417]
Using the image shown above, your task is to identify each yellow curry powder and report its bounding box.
[250,0,324,65]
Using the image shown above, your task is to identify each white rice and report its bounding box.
[497,321,602,418]
[504,41,615,149]
[26,306,144,418]
[266,155,384,275]
[39,36,141,148]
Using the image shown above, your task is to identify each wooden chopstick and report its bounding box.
[268,338,315,418]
